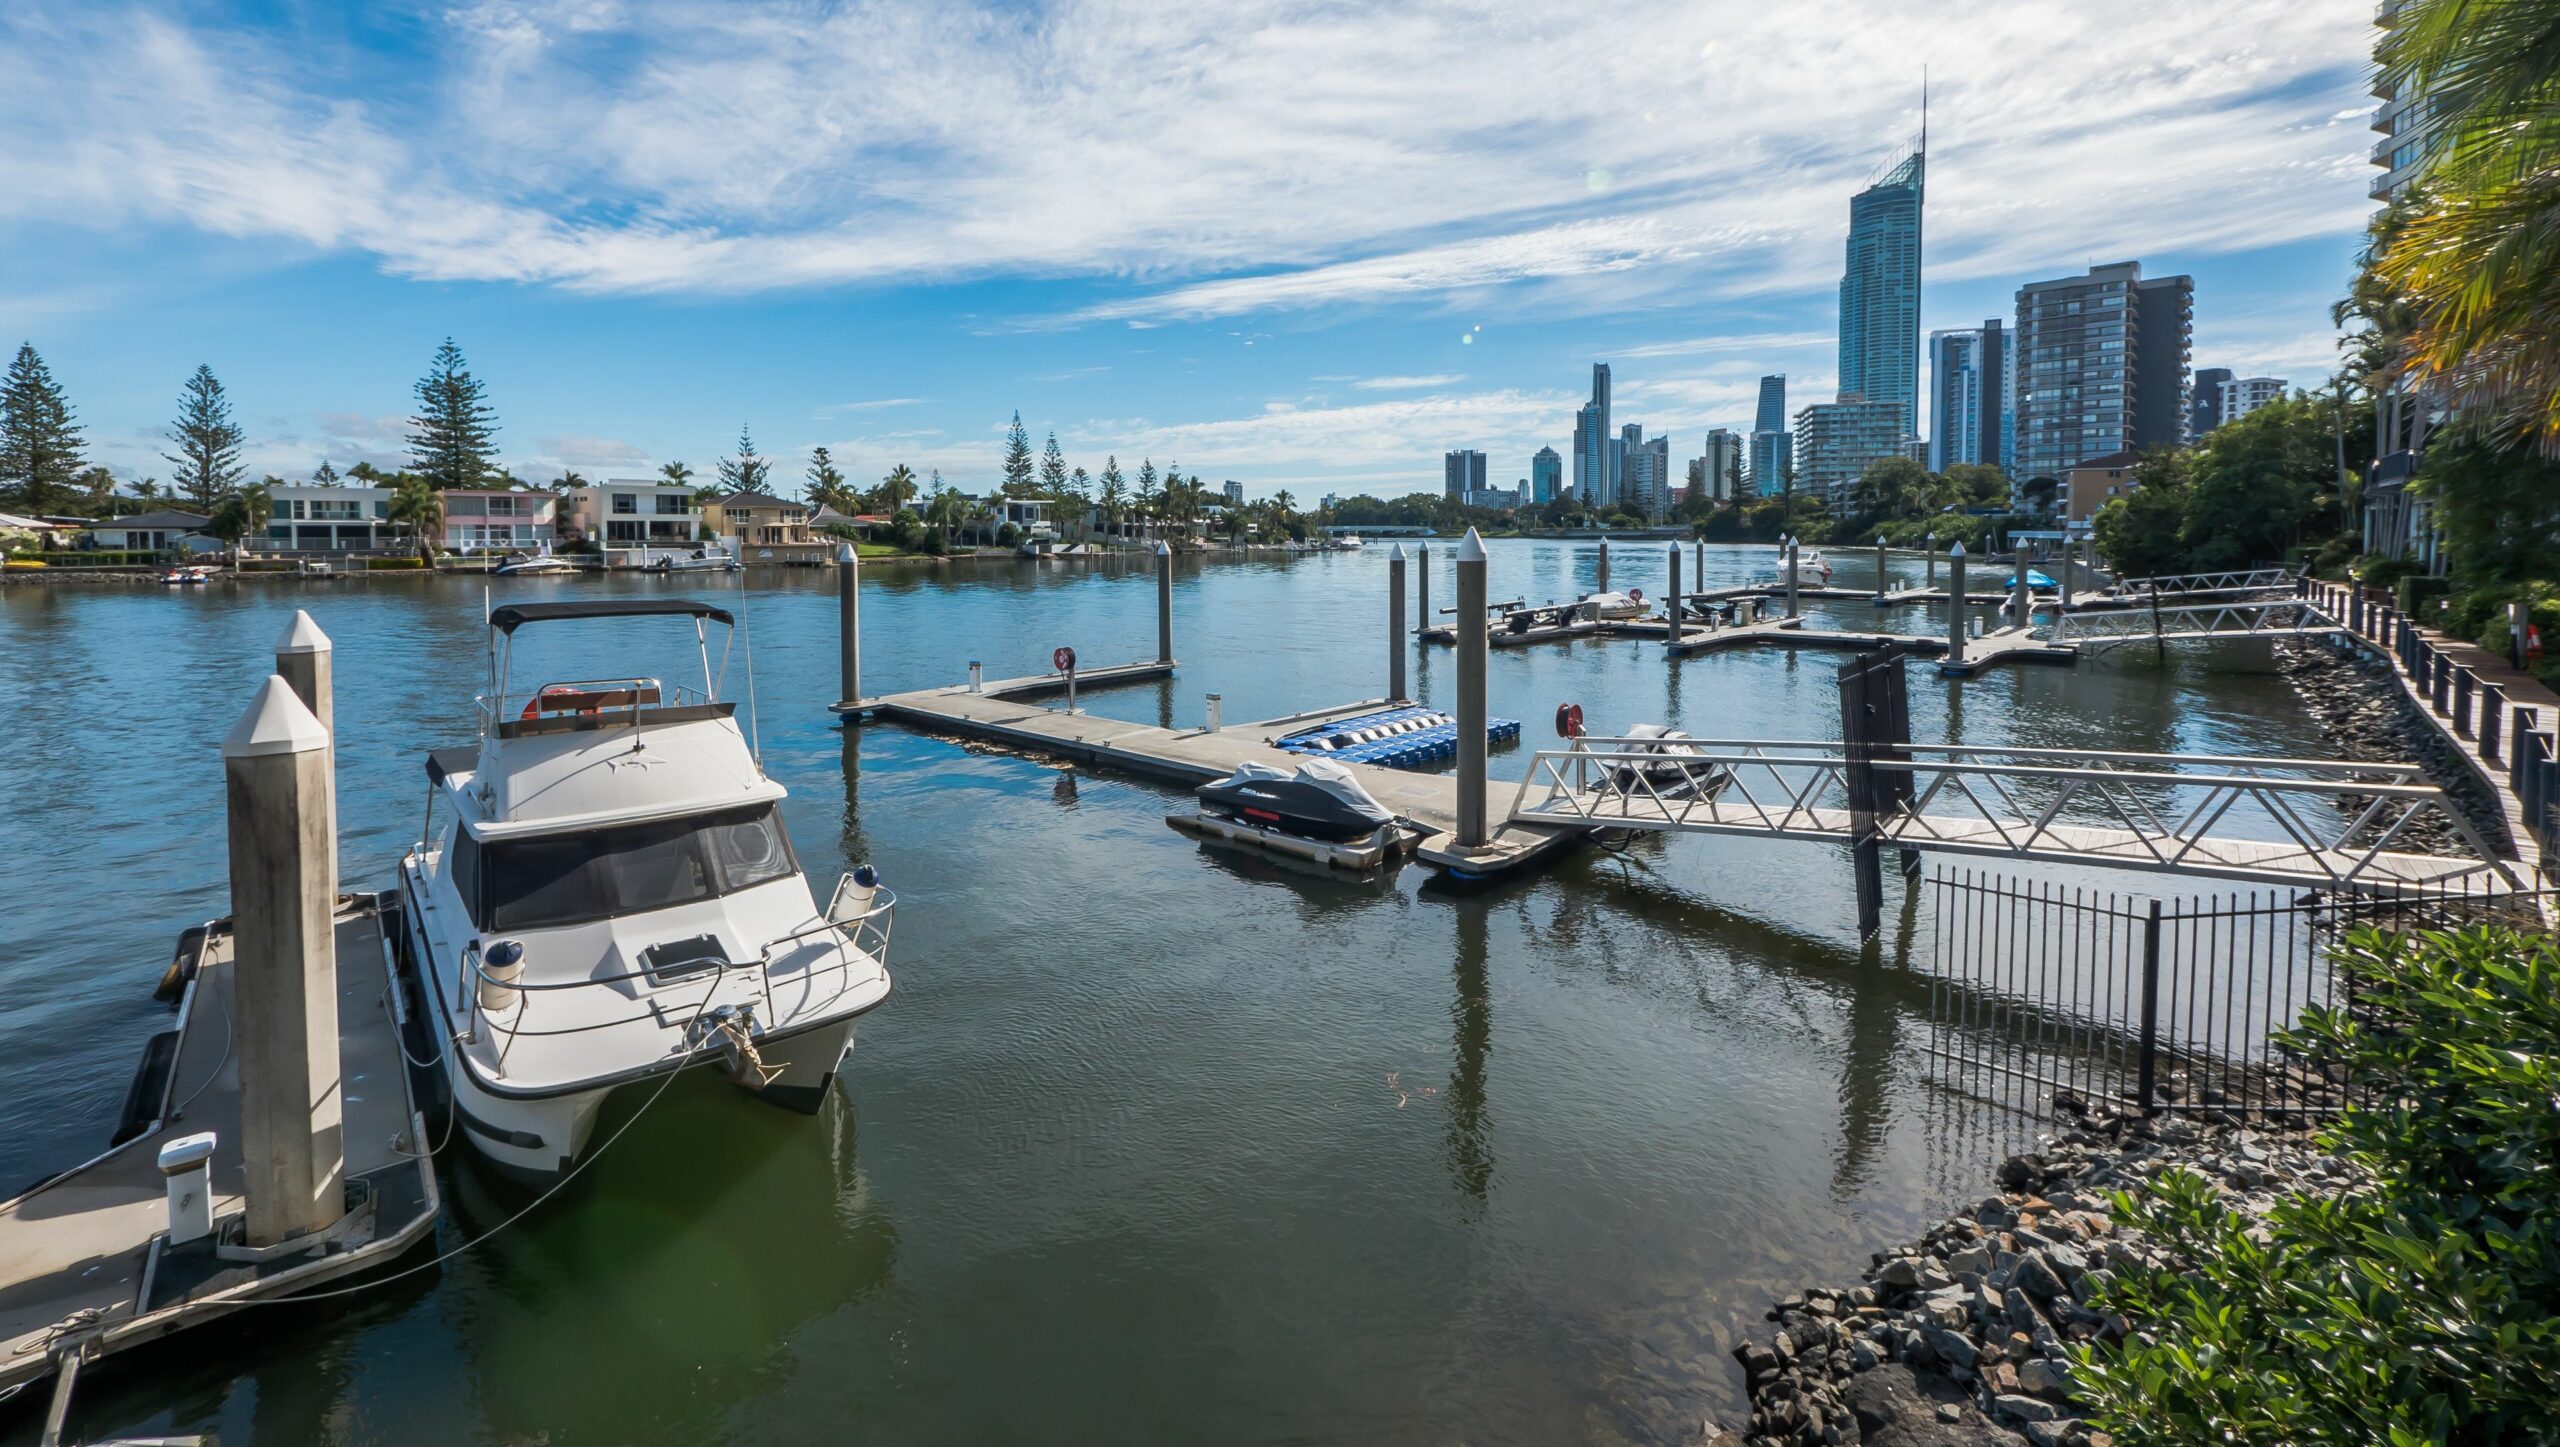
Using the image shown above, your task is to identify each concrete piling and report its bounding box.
[1154,541,1174,665]
[1925,533,1937,589]
[1694,537,1705,600]
[1874,535,1888,601]
[1666,543,1684,647]
[1785,538,1801,619]
[1388,544,1409,701]
[1455,528,1489,847]
[1416,542,1431,636]
[1947,544,1968,668]
[836,543,862,706]
[221,677,344,1247]
[2012,555,2031,627]
[2058,540,2075,609]
[273,611,336,904]
[1597,535,1610,594]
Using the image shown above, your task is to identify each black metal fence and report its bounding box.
[1924,866,2548,1120]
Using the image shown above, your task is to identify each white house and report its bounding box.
[440,488,559,553]
[565,480,702,556]
[91,510,218,552]
[263,484,396,552]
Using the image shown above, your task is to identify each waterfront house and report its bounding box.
[263,484,396,552]
[440,488,559,554]
[701,491,837,563]
[565,480,702,559]
[955,495,1055,545]
[89,510,218,552]
[2062,451,2138,524]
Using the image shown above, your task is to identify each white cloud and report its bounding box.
[0,0,2378,326]
[1346,374,1469,390]
[813,397,928,418]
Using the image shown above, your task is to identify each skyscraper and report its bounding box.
[2190,366,2235,439]
[1839,148,1925,438]
[1926,321,2007,472]
[1222,479,1245,505]
[1622,433,1672,519]
[1443,449,1487,502]
[1697,428,1743,502]
[1531,446,1561,504]
[1748,374,1790,496]
[1571,364,1615,504]
[2370,2,2439,202]
[2220,376,2286,425]
[2012,260,2194,480]
[1795,396,1910,507]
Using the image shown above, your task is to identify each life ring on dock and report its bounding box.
[1555,702,1584,738]
[1628,587,1644,604]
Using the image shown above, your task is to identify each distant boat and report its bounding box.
[157,564,218,586]
[2004,570,2058,590]
[494,554,580,576]
[650,547,740,574]
[1333,535,1363,550]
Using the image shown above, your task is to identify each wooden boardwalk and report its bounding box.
[847,665,1586,878]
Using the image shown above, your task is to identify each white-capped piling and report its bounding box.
[1947,543,1968,667]
[2012,554,2031,627]
[221,676,344,1247]
[1596,535,1610,594]
[1785,538,1801,618]
[1925,531,1937,589]
[1416,541,1430,636]
[1388,544,1409,701]
[836,543,861,706]
[1455,528,1489,847]
[273,610,336,904]
[2058,540,2075,609]
[1154,541,1173,664]
[1874,535,1888,600]
[1666,543,1684,647]
[1694,537,1705,596]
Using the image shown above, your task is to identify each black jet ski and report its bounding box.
[1197,759,1396,842]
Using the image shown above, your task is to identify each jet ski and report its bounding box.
[1577,589,1647,621]
[1606,724,1728,799]
[1197,759,1396,842]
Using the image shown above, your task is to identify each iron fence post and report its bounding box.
[2136,898,2163,1117]
[2484,684,2504,763]
[2455,668,2474,737]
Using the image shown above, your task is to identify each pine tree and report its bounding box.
[804,445,848,509]
[162,364,246,511]
[0,343,86,515]
[717,426,771,492]
[1001,411,1035,497]
[1040,431,1068,493]
[407,339,499,490]
[313,459,340,487]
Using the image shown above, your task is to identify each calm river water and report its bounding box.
[0,541,2318,1445]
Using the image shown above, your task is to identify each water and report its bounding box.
[0,542,2322,1445]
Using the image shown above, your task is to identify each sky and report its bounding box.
[0,1,2386,501]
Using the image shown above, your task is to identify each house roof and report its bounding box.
[710,491,805,510]
[2065,451,2139,473]
[98,510,214,529]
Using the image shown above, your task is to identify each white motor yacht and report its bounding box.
[396,598,892,1183]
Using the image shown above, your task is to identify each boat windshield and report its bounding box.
[456,803,800,932]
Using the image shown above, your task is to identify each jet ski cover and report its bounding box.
[1291,758,1395,826]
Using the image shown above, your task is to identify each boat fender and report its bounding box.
[1555,702,1584,739]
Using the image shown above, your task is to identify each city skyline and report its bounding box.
[4,3,2386,499]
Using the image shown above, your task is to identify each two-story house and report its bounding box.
[441,488,559,553]
[264,484,396,552]
[565,480,703,559]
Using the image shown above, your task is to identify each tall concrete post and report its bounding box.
[2011,555,2031,630]
[1785,539,1801,619]
[273,611,336,905]
[1694,537,1705,597]
[1874,534,1888,601]
[1596,535,1610,594]
[1947,544,1968,667]
[2058,540,2075,610]
[1388,544,1409,701]
[1455,528,1490,847]
[1666,543,1684,647]
[1925,533,1937,589]
[1153,540,1174,664]
[1416,541,1431,634]
[222,677,344,1247]
[836,543,862,706]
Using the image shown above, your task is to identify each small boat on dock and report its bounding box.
[1579,589,1647,621]
[395,599,894,1183]
[494,552,581,576]
[157,564,218,585]
[1177,759,1417,870]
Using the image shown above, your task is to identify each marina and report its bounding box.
[0,539,2539,1444]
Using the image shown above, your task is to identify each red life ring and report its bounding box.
[1628,587,1644,604]
[1555,702,1584,738]
[2529,625,2544,663]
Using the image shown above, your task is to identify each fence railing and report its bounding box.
[1924,866,2549,1120]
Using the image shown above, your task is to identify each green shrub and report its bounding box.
[2395,574,2452,619]
[2078,925,2560,1445]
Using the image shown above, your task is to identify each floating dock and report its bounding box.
[1271,703,1523,770]
[850,666,1586,878]
[0,896,439,1399]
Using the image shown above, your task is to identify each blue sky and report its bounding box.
[2,1,2384,500]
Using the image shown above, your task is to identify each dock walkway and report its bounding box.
[0,899,438,1395]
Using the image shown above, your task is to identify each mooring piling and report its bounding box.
[1416,541,1431,637]
[2012,554,2031,625]
[2058,540,2076,609]
[274,610,337,902]
[1925,531,1937,589]
[1388,544,1409,701]
[1873,535,1887,601]
[1947,543,1969,668]
[221,676,345,1247]
[1455,528,1489,847]
[1154,541,1174,665]
[1785,538,1801,619]
[1666,543,1684,648]
[1694,536,1705,598]
[1596,535,1610,594]
[837,542,862,706]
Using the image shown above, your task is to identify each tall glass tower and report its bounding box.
[1838,148,1925,438]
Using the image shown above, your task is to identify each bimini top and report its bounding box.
[487,599,735,634]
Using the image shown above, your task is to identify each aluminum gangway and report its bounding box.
[1508,737,2518,893]
[2105,567,2297,597]
[2047,598,2345,649]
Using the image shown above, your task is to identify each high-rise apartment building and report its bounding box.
[1839,149,1925,438]
[1622,433,1673,520]
[1795,396,1910,507]
[1572,364,1615,504]
[2012,261,2194,481]
[1531,446,1562,504]
[1443,449,1486,502]
[1748,374,1790,495]
[1222,479,1245,505]
[2190,366,2235,438]
[2369,1,2439,202]
[2220,376,2286,425]
[1926,321,2007,473]
[1696,428,1743,502]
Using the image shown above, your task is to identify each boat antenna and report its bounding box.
[735,566,763,768]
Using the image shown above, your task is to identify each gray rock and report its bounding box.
[2017,1357,2077,1400]
[1924,1326,1979,1372]
[1993,1392,2062,1423]
[2011,1252,2067,1302]
[1839,1363,2025,1447]
[1879,1258,1923,1291]
[2023,1420,2078,1447]
[2005,1287,2045,1333]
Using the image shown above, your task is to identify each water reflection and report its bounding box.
[1446,901,1495,1205]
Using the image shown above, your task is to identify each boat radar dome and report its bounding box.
[1455,528,1486,563]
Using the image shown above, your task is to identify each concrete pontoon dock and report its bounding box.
[841,666,1587,879]
[0,896,439,1398]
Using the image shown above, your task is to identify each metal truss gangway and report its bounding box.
[1509,737,2517,894]
[2048,598,2343,649]
[2104,567,2297,598]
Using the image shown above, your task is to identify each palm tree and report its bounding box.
[876,463,919,514]
[386,474,445,567]
[207,479,272,564]
[2367,0,2560,449]
[554,469,588,495]
[658,460,694,487]
[924,487,968,548]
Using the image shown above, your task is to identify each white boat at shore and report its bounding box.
[396,599,894,1184]
[493,553,581,576]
